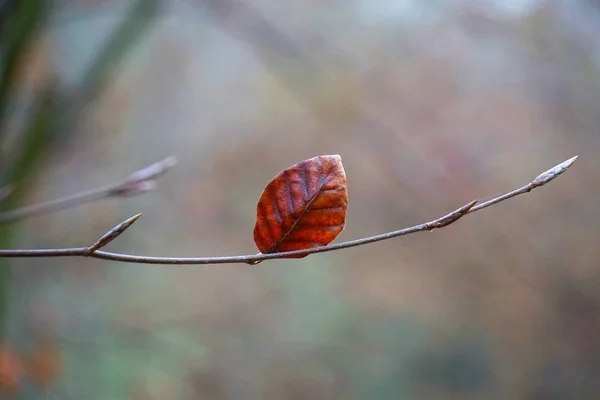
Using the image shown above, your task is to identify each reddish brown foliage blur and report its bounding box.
[0,340,60,395]
[27,340,61,388]
[0,346,23,395]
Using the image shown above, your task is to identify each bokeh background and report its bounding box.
[1,0,599,399]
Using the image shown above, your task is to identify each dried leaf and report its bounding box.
[253,155,348,257]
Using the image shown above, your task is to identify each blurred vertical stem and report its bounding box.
[0,0,47,128]
[0,89,60,334]
[77,0,159,104]
[0,0,158,338]
[0,0,50,338]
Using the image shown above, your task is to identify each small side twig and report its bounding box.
[0,157,177,224]
[85,213,142,254]
[0,156,578,266]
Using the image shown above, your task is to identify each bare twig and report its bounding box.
[0,157,177,224]
[0,156,578,265]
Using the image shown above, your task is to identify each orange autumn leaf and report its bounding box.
[253,155,348,257]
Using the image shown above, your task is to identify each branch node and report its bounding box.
[86,213,142,254]
[427,199,478,229]
[245,254,264,265]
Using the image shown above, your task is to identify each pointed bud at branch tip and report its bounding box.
[126,156,178,184]
[533,155,578,186]
[111,156,177,197]
[86,213,142,254]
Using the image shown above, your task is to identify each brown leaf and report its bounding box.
[253,155,348,257]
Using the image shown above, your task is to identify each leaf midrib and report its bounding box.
[267,165,338,253]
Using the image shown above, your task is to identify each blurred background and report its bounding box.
[0,0,598,398]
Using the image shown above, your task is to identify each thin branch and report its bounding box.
[0,156,578,265]
[0,156,177,224]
